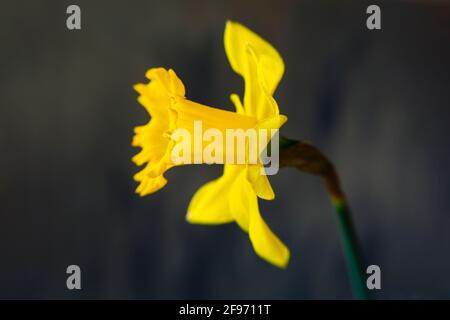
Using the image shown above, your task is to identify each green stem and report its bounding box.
[324,171,368,300]
[279,138,369,299]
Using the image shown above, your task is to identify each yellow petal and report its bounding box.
[145,68,185,97]
[228,165,253,231]
[246,164,275,200]
[230,93,244,114]
[232,167,290,267]
[256,114,288,130]
[248,195,290,268]
[187,162,289,268]
[186,165,240,225]
[187,165,252,231]
[224,21,285,120]
[135,174,168,196]
[224,21,284,96]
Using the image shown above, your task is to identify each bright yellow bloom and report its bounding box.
[133,21,290,268]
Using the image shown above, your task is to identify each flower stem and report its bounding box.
[323,169,368,300]
[279,138,369,299]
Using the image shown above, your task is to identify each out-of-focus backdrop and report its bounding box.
[1,0,449,299]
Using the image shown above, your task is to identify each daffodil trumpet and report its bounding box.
[170,120,280,175]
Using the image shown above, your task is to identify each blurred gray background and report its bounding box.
[0,0,449,299]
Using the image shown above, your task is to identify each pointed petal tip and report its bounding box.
[225,20,234,28]
[133,83,142,91]
[279,114,288,126]
[262,191,275,201]
[256,246,290,269]
[185,209,198,224]
[185,212,194,223]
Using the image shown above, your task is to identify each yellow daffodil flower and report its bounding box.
[133,21,290,268]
